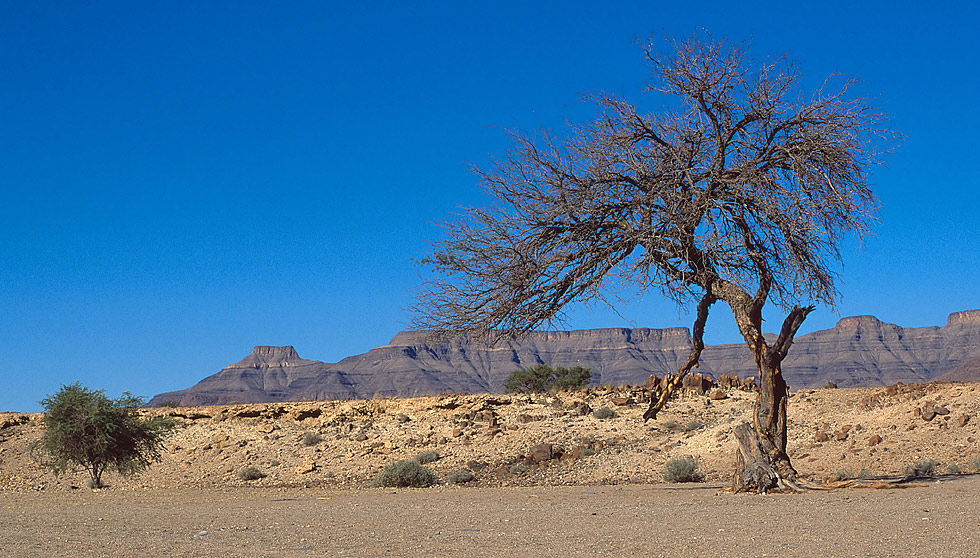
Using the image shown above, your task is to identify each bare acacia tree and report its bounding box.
[413,35,894,492]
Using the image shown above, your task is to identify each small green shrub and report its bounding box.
[830,469,853,481]
[396,413,411,423]
[969,458,980,472]
[946,463,962,474]
[414,450,440,464]
[447,469,476,484]
[662,421,683,431]
[905,459,939,477]
[238,466,265,481]
[857,468,873,479]
[504,364,591,394]
[370,460,438,488]
[301,431,323,447]
[592,406,618,419]
[663,456,704,483]
[685,421,704,432]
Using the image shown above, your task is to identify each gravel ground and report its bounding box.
[3,475,980,557]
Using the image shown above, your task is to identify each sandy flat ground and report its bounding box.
[3,475,980,557]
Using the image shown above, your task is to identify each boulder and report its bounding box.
[528,443,554,463]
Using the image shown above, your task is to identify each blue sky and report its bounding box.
[2,1,977,412]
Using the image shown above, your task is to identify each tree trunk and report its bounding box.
[732,305,813,493]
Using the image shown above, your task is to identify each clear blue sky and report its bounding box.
[2,1,977,412]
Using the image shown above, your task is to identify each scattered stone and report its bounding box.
[957,414,971,427]
[815,431,830,442]
[256,422,277,434]
[934,405,950,416]
[708,390,728,400]
[294,459,317,475]
[868,434,882,446]
[834,430,848,441]
[528,443,554,463]
[921,406,937,422]
[682,373,713,394]
[289,407,322,421]
[611,397,634,407]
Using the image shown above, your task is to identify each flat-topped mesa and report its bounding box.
[835,315,884,329]
[947,309,980,326]
[229,346,315,368]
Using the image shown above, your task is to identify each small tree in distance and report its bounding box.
[503,364,591,394]
[32,383,176,488]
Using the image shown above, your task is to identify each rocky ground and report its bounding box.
[2,381,978,492]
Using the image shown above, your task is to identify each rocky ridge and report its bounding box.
[148,310,980,407]
[4,382,980,492]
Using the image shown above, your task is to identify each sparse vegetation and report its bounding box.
[503,364,591,394]
[156,400,181,408]
[300,431,322,447]
[370,460,438,488]
[685,421,704,432]
[592,406,618,419]
[970,458,980,472]
[396,413,411,423]
[664,456,704,483]
[905,459,939,477]
[830,469,853,481]
[662,421,683,431]
[447,469,475,484]
[238,466,265,481]
[946,463,961,475]
[414,450,440,464]
[31,383,176,489]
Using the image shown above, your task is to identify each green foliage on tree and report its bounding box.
[503,364,591,394]
[32,383,177,488]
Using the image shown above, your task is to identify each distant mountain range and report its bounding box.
[148,309,980,406]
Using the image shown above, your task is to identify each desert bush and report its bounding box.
[663,456,704,483]
[31,383,176,489]
[830,469,853,481]
[685,421,704,432]
[970,458,980,472]
[238,466,265,481]
[300,431,323,447]
[662,421,683,431]
[857,468,873,479]
[447,469,476,484]
[414,450,440,464]
[905,459,939,477]
[396,413,411,423]
[370,460,438,488]
[946,463,962,474]
[592,406,618,419]
[504,364,591,394]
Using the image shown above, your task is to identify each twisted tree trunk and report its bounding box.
[732,305,813,493]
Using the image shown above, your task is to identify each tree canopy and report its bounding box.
[32,383,176,488]
[415,36,892,339]
[413,34,894,492]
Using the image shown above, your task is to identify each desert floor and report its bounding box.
[2,476,980,557]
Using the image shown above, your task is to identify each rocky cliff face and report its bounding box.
[148,310,980,406]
